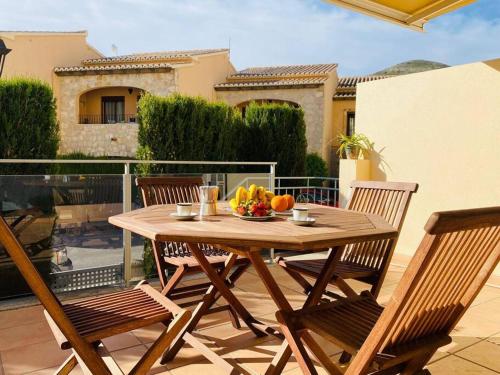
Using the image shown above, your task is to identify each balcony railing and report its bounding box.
[0,159,338,299]
[79,114,138,124]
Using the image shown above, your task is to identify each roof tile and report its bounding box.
[232,63,337,78]
[54,63,173,75]
[82,48,228,65]
[334,75,390,99]
[215,77,328,90]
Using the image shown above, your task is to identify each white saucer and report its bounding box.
[287,217,316,226]
[275,210,293,216]
[170,213,197,221]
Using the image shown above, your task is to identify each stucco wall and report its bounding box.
[331,99,356,146]
[57,71,176,156]
[320,74,338,167]
[355,59,500,273]
[176,52,235,101]
[0,32,101,86]
[216,86,327,158]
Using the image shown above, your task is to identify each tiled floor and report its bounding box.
[0,263,498,374]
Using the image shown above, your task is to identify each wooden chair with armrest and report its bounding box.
[136,176,251,328]
[0,215,191,375]
[275,206,500,375]
[277,180,418,300]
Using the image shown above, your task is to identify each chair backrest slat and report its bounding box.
[137,176,203,206]
[342,181,418,271]
[136,176,204,259]
[0,216,110,373]
[346,206,500,375]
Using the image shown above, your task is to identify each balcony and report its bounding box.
[79,113,138,124]
[0,160,497,375]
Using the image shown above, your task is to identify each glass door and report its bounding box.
[102,96,125,124]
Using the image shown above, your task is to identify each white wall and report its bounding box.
[355,59,500,274]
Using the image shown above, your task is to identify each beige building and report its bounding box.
[215,65,338,164]
[0,30,395,170]
[354,58,500,274]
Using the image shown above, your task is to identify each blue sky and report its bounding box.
[0,0,498,75]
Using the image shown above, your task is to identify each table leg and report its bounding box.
[161,250,238,363]
[187,243,268,338]
[249,247,347,375]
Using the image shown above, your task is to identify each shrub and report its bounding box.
[305,152,328,177]
[244,102,307,176]
[137,93,244,174]
[0,78,59,174]
[137,95,308,177]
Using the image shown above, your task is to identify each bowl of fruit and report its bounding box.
[229,184,295,221]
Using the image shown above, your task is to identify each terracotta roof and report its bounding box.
[82,48,229,65]
[54,63,173,76]
[337,76,388,88]
[334,75,390,99]
[215,63,336,91]
[232,64,337,78]
[214,77,328,90]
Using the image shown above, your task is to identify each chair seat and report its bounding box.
[45,285,174,350]
[297,296,384,352]
[283,258,379,280]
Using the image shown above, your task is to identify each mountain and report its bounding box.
[373,60,449,76]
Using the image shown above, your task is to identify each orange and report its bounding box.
[271,196,288,212]
[283,194,295,210]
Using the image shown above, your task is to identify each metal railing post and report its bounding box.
[122,162,132,285]
[269,163,276,193]
[269,163,276,263]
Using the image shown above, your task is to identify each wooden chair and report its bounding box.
[275,206,500,375]
[277,180,418,299]
[0,215,191,375]
[136,176,251,325]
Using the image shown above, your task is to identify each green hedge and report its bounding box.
[244,102,307,176]
[305,152,328,177]
[0,78,59,174]
[137,95,307,176]
[137,93,244,174]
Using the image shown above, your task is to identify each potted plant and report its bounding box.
[337,133,373,159]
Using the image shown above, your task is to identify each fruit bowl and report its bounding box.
[233,212,276,221]
[229,184,295,219]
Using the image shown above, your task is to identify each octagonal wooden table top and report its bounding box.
[109,203,398,251]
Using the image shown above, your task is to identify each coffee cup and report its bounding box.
[293,207,309,221]
[176,203,193,216]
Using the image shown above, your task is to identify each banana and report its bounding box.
[257,186,266,201]
[235,186,247,203]
[248,184,257,200]
[230,198,238,211]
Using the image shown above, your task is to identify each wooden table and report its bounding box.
[109,203,398,374]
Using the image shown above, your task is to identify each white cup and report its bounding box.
[293,207,309,221]
[176,203,193,216]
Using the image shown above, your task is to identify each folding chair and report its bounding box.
[136,176,251,327]
[277,180,418,299]
[0,215,191,375]
[275,206,500,375]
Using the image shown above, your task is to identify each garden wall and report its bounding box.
[355,58,500,276]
